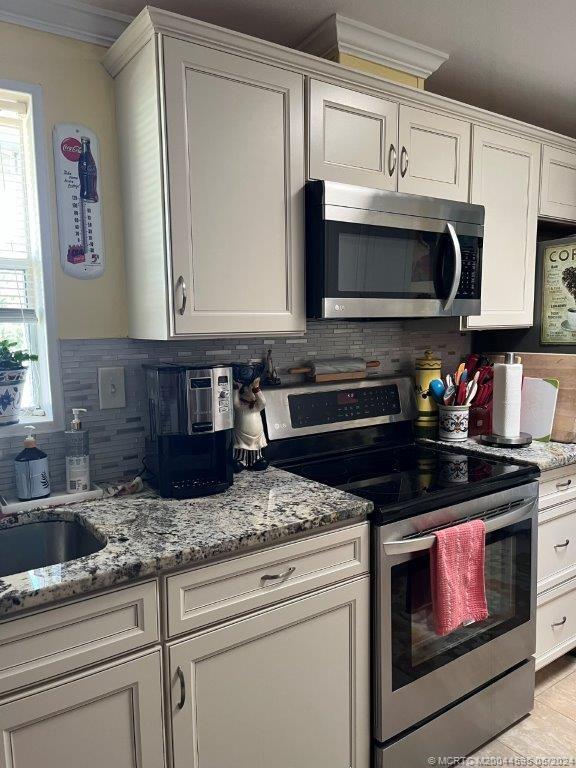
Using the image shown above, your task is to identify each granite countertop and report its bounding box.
[0,468,372,619]
[424,437,576,472]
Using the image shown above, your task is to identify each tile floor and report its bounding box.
[470,654,576,760]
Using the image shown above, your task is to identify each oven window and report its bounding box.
[325,221,455,300]
[390,520,532,691]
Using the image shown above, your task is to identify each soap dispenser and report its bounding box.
[14,425,51,501]
[65,408,90,493]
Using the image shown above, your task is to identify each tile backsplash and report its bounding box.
[0,321,470,499]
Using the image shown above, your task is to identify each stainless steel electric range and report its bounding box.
[264,376,539,767]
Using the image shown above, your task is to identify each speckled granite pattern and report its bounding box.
[0,468,371,619]
[422,437,576,471]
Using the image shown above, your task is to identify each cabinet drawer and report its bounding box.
[166,522,369,637]
[0,580,159,695]
[539,467,576,509]
[538,503,576,590]
[536,579,576,667]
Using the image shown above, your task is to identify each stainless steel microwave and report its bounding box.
[306,180,484,319]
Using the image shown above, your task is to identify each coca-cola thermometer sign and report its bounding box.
[53,123,105,279]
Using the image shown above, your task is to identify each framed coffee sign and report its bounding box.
[541,237,576,344]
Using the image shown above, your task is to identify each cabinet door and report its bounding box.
[397,105,471,201]
[309,79,398,190]
[163,38,305,336]
[0,651,165,768]
[540,145,576,221]
[463,127,540,329]
[169,578,370,768]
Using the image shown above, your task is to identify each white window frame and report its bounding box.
[0,79,63,437]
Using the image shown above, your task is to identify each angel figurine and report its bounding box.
[232,373,268,472]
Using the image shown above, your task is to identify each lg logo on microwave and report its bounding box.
[334,304,346,311]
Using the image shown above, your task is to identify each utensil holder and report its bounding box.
[438,404,470,442]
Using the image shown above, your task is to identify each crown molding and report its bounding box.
[0,0,131,46]
[298,14,449,79]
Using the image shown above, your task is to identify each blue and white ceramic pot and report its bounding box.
[0,368,27,427]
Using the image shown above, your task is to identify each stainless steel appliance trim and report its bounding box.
[443,222,462,312]
[176,275,187,316]
[263,376,417,441]
[185,365,233,434]
[388,144,397,176]
[382,499,534,555]
[322,297,481,319]
[375,659,535,768]
[315,180,485,226]
[373,480,538,743]
[323,204,484,237]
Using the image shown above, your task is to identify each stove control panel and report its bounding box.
[288,384,401,428]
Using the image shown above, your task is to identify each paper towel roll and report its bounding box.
[492,359,523,437]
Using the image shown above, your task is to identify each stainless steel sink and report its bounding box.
[0,518,106,577]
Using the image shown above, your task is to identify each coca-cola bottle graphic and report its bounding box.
[78,136,98,203]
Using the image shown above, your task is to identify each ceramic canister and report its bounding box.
[414,349,441,434]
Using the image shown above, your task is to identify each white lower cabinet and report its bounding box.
[169,577,370,768]
[0,650,165,768]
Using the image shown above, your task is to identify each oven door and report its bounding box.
[373,484,537,744]
[319,212,482,319]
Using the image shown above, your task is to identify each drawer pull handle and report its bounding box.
[260,566,295,586]
[176,666,186,709]
[552,616,567,628]
[555,539,570,550]
[556,479,572,490]
[176,275,187,316]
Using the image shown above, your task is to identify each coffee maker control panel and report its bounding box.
[186,367,234,434]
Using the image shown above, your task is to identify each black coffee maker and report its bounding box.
[144,364,234,499]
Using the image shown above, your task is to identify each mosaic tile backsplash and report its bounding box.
[0,321,470,499]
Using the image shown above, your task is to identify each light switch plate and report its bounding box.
[98,366,126,409]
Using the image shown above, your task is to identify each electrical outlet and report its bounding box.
[98,367,126,409]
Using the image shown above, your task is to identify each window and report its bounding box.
[0,82,61,431]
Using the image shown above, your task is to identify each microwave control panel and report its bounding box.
[288,384,401,429]
[456,239,481,299]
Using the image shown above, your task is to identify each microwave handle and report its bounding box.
[382,499,535,556]
[443,222,462,312]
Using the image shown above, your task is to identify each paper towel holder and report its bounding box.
[478,432,532,447]
[478,351,532,447]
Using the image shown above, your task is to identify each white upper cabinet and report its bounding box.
[540,145,576,221]
[309,79,399,190]
[164,39,305,337]
[397,105,471,201]
[463,127,540,330]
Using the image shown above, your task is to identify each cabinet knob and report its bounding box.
[556,479,572,490]
[176,665,186,709]
[388,144,397,176]
[260,566,296,587]
[176,275,187,316]
[400,146,409,178]
[551,616,567,628]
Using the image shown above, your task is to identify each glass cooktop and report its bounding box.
[280,444,538,522]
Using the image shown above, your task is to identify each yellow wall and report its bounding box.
[337,53,424,89]
[0,20,128,339]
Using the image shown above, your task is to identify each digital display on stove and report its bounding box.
[288,384,401,428]
[337,391,358,405]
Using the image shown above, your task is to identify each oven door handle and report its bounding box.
[443,222,462,312]
[382,500,535,556]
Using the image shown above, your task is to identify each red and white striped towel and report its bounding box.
[430,519,489,636]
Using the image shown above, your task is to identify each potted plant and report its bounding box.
[0,340,38,427]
